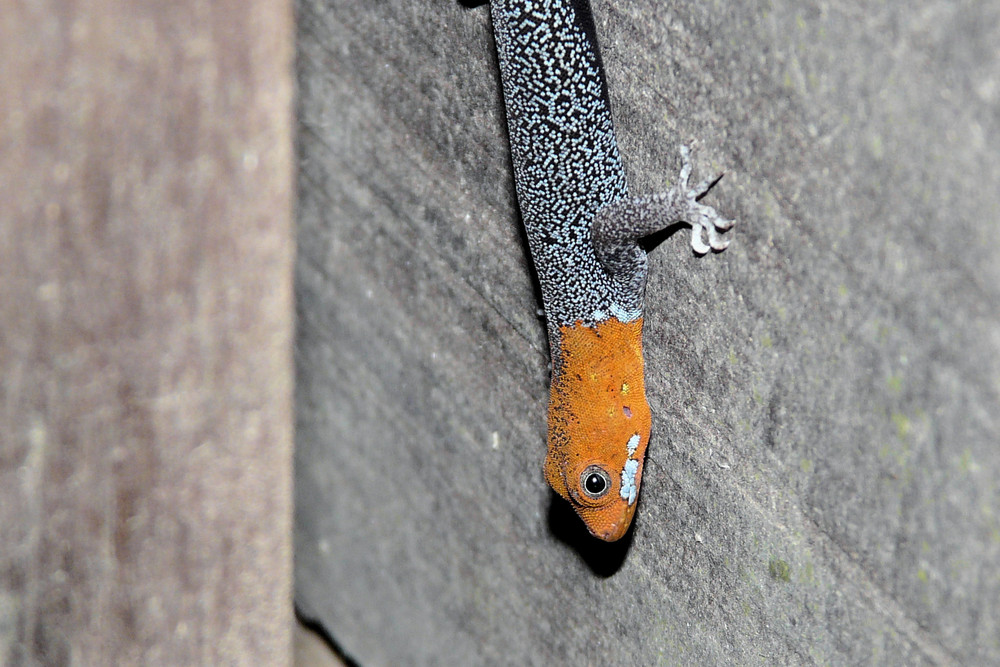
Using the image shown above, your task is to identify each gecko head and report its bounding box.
[551,429,650,541]
[544,317,652,542]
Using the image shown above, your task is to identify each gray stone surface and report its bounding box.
[294,0,1000,663]
[1,1,295,663]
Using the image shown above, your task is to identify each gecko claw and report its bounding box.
[675,146,734,254]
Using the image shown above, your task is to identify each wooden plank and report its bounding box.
[0,0,295,663]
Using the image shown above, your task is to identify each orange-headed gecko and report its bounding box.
[488,0,733,541]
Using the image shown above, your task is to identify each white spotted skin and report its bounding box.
[621,433,641,505]
[620,458,639,505]
[489,0,646,348]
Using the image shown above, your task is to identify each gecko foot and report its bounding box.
[676,145,734,255]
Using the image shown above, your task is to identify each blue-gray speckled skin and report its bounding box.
[490,0,644,337]
[489,0,733,355]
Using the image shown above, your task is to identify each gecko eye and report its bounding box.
[580,465,612,499]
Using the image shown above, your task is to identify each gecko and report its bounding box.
[487,0,733,541]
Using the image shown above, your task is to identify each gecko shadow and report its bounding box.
[547,491,635,577]
[639,220,700,256]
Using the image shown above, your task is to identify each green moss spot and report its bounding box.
[878,442,892,460]
[870,134,884,160]
[761,335,773,349]
[917,568,928,583]
[768,558,792,582]
[800,458,813,473]
[838,284,848,297]
[891,412,911,439]
[886,375,903,393]
[958,448,972,473]
[728,347,738,365]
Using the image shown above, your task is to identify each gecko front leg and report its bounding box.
[594,145,735,284]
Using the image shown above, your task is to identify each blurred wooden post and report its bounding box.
[0,1,295,663]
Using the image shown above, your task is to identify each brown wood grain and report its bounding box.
[0,1,295,663]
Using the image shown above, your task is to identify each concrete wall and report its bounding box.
[294,0,1000,664]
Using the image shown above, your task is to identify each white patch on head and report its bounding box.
[626,433,640,456]
[592,308,606,322]
[620,459,639,505]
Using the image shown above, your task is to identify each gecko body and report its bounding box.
[488,0,732,541]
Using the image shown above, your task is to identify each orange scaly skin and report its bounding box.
[545,317,652,541]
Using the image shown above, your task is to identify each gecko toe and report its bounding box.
[678,145,693,190]
[706,223,730,251]
[690,226,711,254]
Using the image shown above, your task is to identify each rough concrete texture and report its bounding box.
[294,0,1000,664]
[1,1,295,664]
